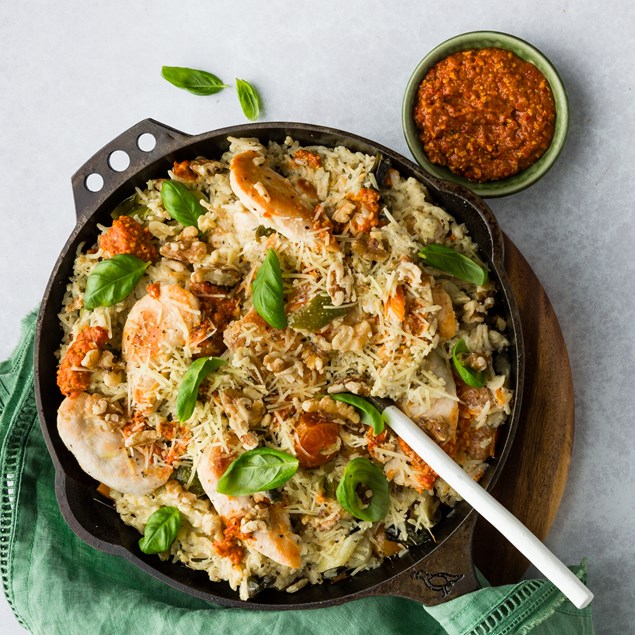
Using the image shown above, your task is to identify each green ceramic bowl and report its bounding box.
[402,31,569,198]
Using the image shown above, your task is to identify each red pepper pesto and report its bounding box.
[413,48,556,182]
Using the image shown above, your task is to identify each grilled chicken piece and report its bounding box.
[198,446,302,569]
[122,284,201,414]
[229,150,322,248]
[57,392,172,495]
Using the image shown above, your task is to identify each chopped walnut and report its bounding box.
[462,297,495,324]
[332,200,356,224]
[91,398,108,416]
[301,345,327,373]
[302,507,342,532]
[160,227,207,264]
[403,298,431,337]
[65,296,83,312]
[219,389,266,440]
[301,396,360,424]
[123,429,160,448]
[81,348,101,369]
[240,519,267,534]
[263,352,293,373]
[240,432,259,450]
[189,157,225,177]
[397,260,424,289]
[99,350,115,370]
[331,320,372,353]
[475,282,496,301]
[327,377,371,396]
[164,259,189,273]
[351,232,389,262]
[103,370,123,388]
[326,261,356,307]
[312,205,338,252]
[463,353,488,372]
[190,267,242,287]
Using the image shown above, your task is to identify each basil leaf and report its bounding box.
[161,180,206,227]
[216,448,299,496]
[451,339,486,388]
[336,457,389,522]
[289,293,350,332]
[331,393,385,434]
[84,254,149,309]
[161,66,229,96]
[252,249,287,329]
[138,506,181,554]
[176,356,227,422]
[418,244,488,285]
[235,78,261,121]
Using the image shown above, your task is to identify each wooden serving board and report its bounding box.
[472,235,574,585]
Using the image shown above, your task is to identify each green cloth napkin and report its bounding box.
[0,311,594,635]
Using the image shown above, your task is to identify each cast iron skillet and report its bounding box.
[34,120,524,609]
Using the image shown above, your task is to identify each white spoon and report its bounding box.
[371,400,593,609]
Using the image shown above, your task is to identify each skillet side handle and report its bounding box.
[370,512,480,606]
[71,118,192,222]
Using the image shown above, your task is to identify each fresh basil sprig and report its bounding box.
[252,249,287,329]
[451,339,486,388]
[419,244,488,285]
[216,448,299,496]
[84,254,149,309]
[161,180,206,227]
[331,393,386,435]
[138,506,181,554]
[336,457,389,522]
[176,356,227,422]
[235,79,261,121]
[161,66,229,96]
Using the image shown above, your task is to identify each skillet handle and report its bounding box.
[370,512,480,605]
[71,118,192,221]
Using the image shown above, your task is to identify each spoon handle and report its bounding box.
[384,405,593,609]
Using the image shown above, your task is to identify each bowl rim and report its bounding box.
[402,30,570,198]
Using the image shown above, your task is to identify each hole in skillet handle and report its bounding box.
[84,173,104,192]
[108,150,131,172]
[71,119,192,224]
[137,132,157,152]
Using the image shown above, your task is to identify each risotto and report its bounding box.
[55,136,512,600]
